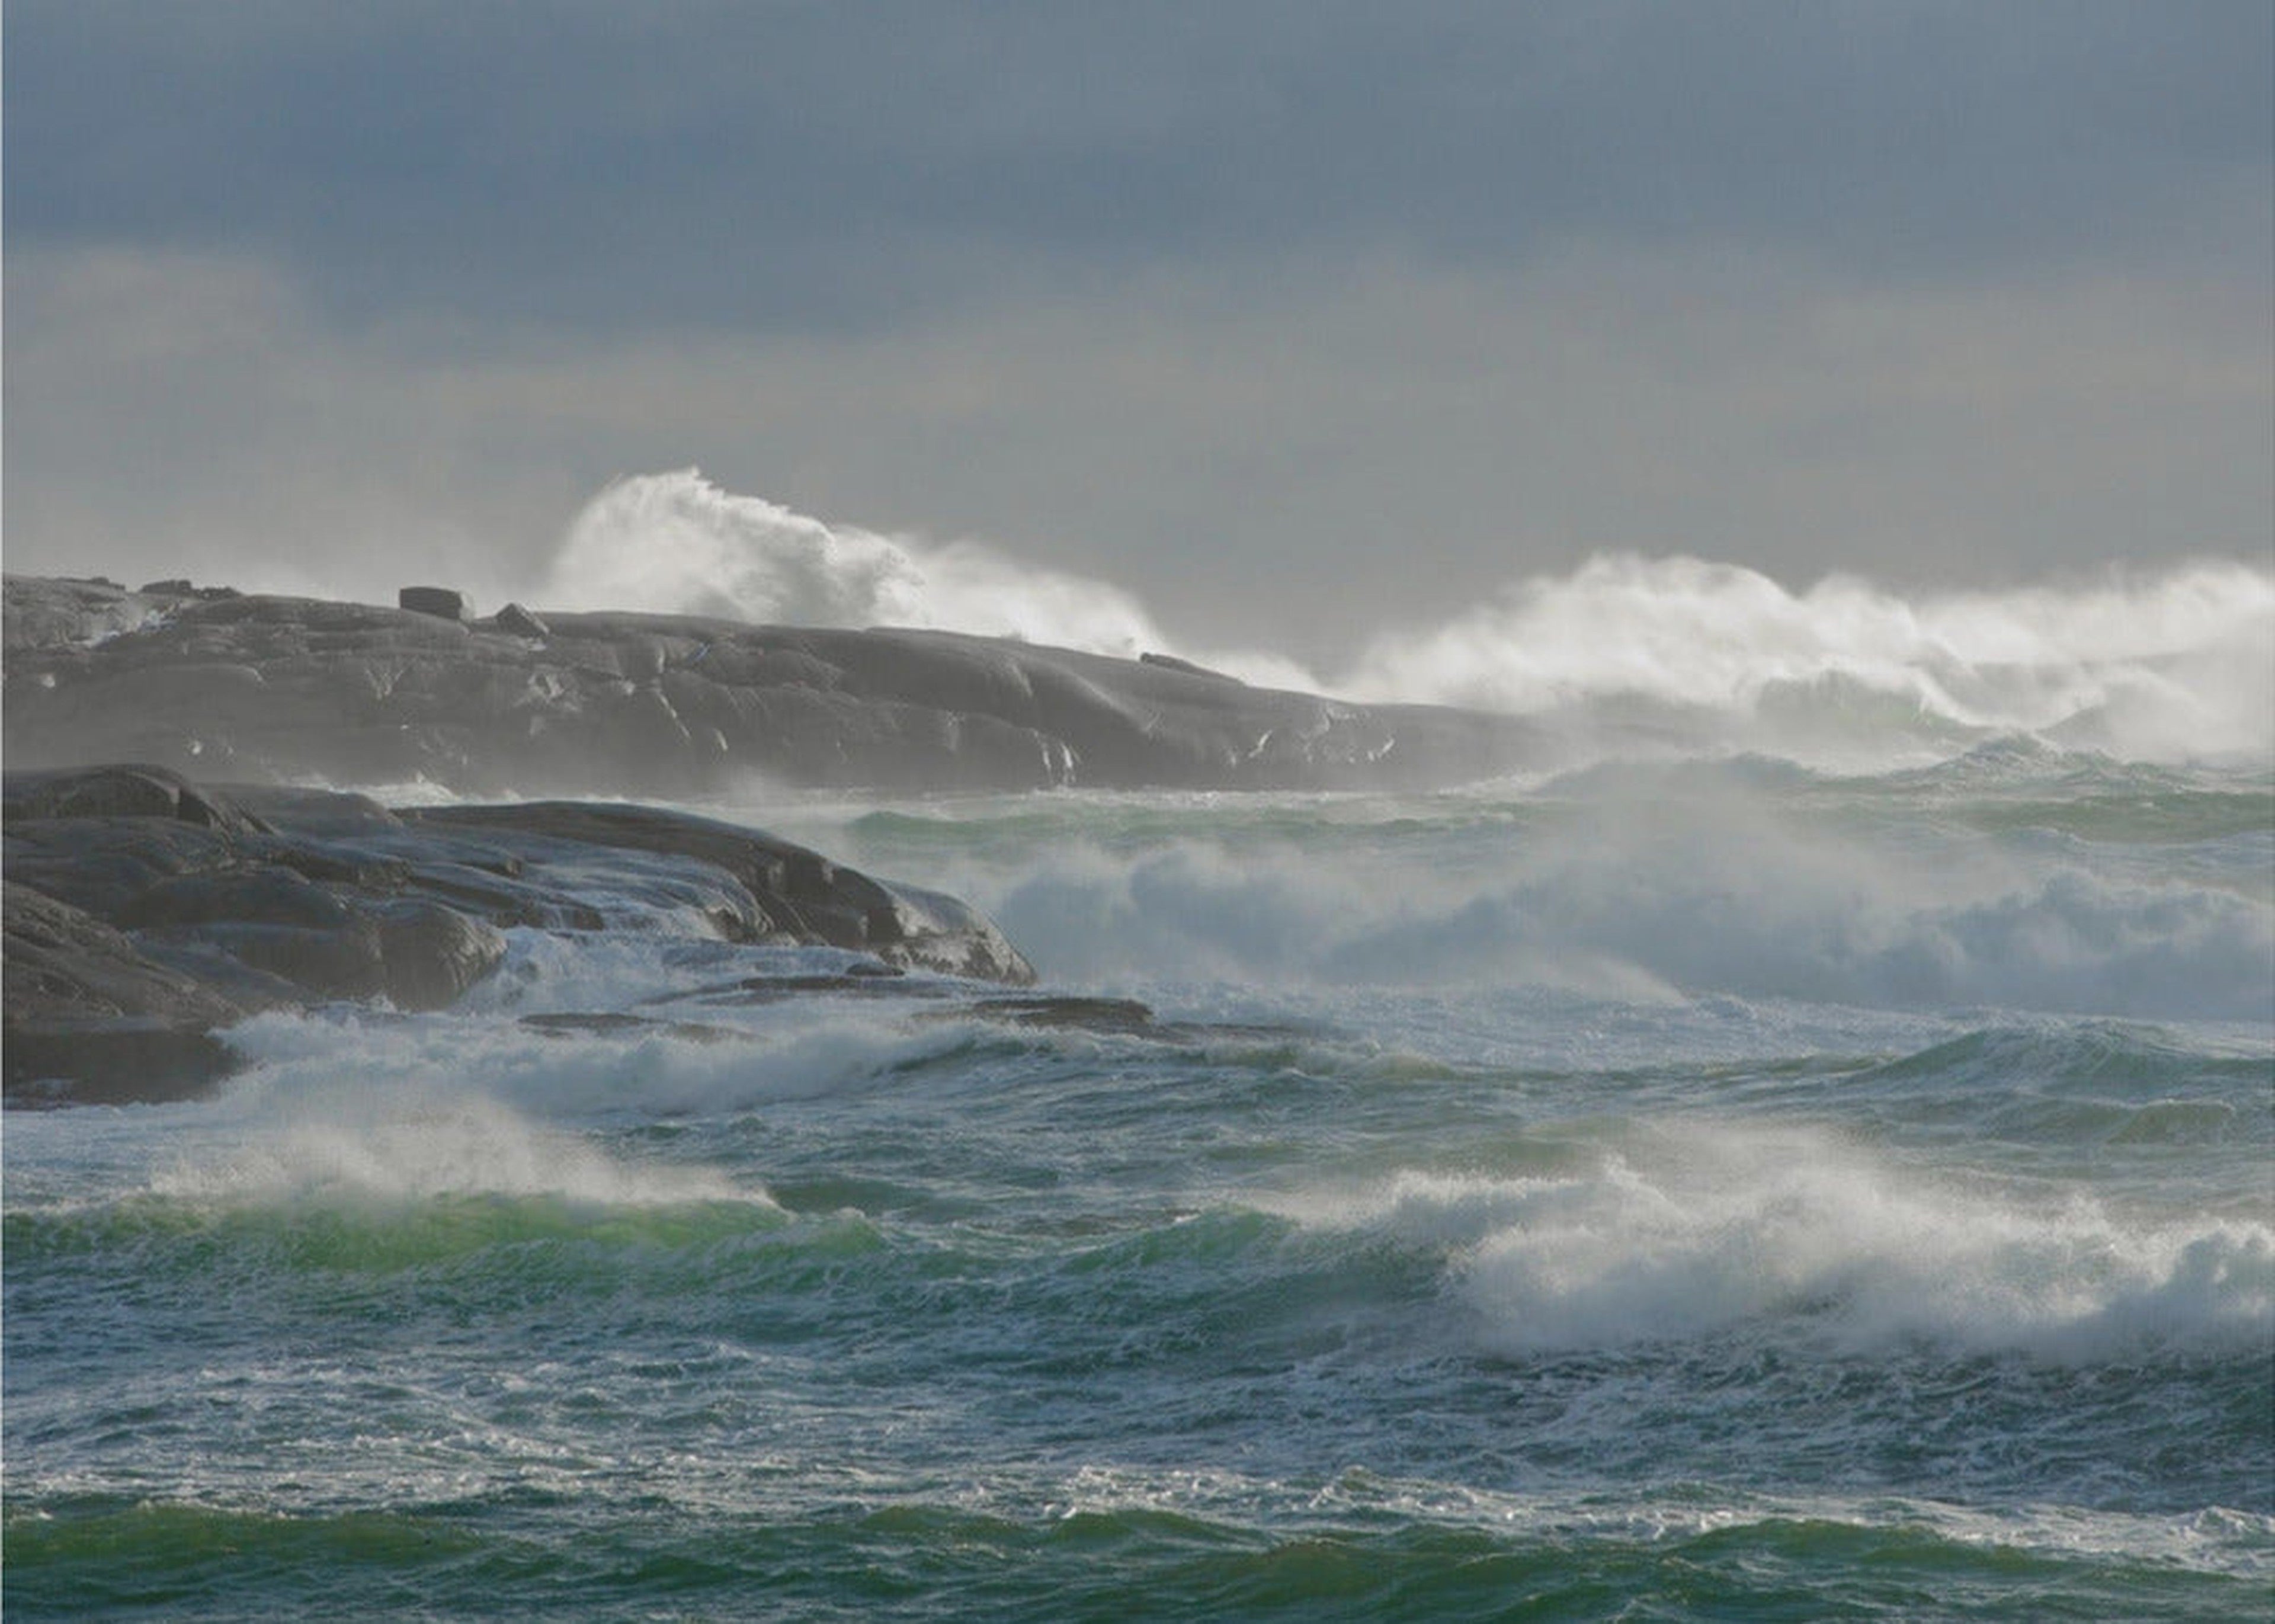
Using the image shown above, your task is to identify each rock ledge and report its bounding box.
[4,575,1543,795]
[4,764,1033,1105]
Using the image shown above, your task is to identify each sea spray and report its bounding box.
[1270,1128,2275,1360]
[532,472,2275,769]
[861,767,2275,1020]
[1341,554,2275,764]
[548,470,1147,657]
[541,469,1324,690]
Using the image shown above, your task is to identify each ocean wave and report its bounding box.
[10,1489,2263,1623]
[538,469,1317,690]
[531,471,2274,767]
[143,1087,766,1212]
[1860,1021,2273,1096]
[976,818,2274,1020]
[1279,1125,2275,1360]
[212,995,995,1119]
[4,1181,786,1289]
[1341,553,2275,765]
[1838,1022,2273,1166]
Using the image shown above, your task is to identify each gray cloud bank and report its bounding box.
[5,1,2270,663]
[14,1,2268,330]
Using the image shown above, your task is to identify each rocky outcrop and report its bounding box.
[395,800,1028,982]
[493,602,550,639]
[3,764,1033,1104]
[2,575,1543,796]
[3,881,245,1104]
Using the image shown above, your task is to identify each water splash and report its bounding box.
[533,471,2273,766]
[1279,1126,2275,1360]
[1342,553,2275,763]
[542,468,1168,654]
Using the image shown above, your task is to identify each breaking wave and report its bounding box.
[536,470,2274,765]
[543,469,1161,650]
[541,469,1315,689]
[975,815,2274,1021]
[1342,554,2275,765]
[1280,1125,2275,1360]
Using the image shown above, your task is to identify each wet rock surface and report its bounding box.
[4,764,1033,1105]
[3,575,1543,795]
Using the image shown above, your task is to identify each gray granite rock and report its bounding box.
[3,763,1033,1104]
[491,601,550,639]
[4,575,1543,795]
[2,881,252,1106]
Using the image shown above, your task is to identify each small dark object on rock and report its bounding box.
[493,602,550,639]
[399,586,469,622]
[1139,651,1242,684]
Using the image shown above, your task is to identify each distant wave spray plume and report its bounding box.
[540,470,2273,764]
[1343,555,2275,761]
[546,468,1169,656]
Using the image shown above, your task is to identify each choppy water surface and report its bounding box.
[7,745,2271,1620]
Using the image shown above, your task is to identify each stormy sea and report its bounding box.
[7,478,2271,1620]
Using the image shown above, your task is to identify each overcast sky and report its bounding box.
[7,1,2270,659]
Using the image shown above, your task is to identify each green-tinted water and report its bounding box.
[8,755,2271,1620]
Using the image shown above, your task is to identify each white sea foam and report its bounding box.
[123,985,1015,1213]
[150,1081,762,1210]
[531,470,2274,765]
[971,805,2273,1020]
[1280,1125,2275,1359]
[214,996,985,1120]
[539,468,1316,689]
[542,469,1153,648]
[1028,1465,2274,1575]
[1341,553,2275,764]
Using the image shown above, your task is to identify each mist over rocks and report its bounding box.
[1,575,1543,796]
[3,763,1034,1105]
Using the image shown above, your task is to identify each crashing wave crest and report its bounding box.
[538,470,2274,763]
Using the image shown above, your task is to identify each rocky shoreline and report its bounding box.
[3,574,1543,796]
[3,764,1032,1106]
[2,574,1541,1105]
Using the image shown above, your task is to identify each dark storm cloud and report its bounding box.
[9,0,2268,337]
